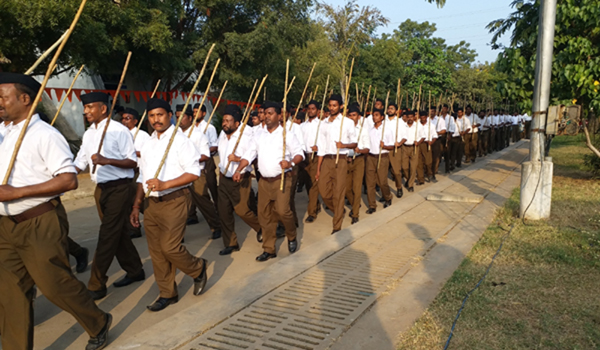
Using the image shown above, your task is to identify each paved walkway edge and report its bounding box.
[114,141,528,350]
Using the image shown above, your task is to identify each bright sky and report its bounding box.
[323,0,515,64]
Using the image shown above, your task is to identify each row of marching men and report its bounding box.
[0,71,526,350]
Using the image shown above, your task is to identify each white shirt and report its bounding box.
[465,113,480,133]
[432,116,447,134]
[444,114,456,134]
[417,119,438,142]
[74,117,136,184]
[129,127,150,153]
[511,115,519,125]
[243,125,305,178]
[387,117,406,143]
[0,115,77,215]
[368,121,395,155]
[137,125,201,197]
[490,115,500,127]
[187,127,210,171]
[0,122,8,143]
[316,114,357,156]
[402,122,419,145]
[452,117,472,137]
[301,117,321,154]
[348,120,371,157]
[218,126,254,177]
[253,123,267,140]
[286,120,304,149]
[480,115,492,130]
[196,120,218,149]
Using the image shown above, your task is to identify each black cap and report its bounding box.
[124,107,139,118]
[296,111,305,121]
[373,108,384,115]
[328,94,343,105]
[224,104,242,123]
[348,105,361,114]
[250,111,258,117]
[307,100,320,109]
[81,92,109,106]
[193,103,207,112]
[262,101,282,114]
[147,98,172,113]
[405,109,415,116]
[0,72,41,93]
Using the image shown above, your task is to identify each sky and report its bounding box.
[324,0,516,64]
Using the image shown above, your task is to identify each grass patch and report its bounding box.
[397,136,600,350]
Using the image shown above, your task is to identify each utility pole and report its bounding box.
[520,0,556,219]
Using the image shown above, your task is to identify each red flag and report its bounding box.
[141,91,148,102]
[133,91,140,102]
[55,88,64,102]
[74,89,83,101]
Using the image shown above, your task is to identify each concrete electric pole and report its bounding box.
[520,0,557,219]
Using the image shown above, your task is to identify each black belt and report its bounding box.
[403,144,414,147]
[261,171,291,182]
[97,178,132,190]
[368,153,388,157]
[7,198,60,224]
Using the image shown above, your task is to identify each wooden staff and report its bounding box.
[360,82,365,104]
[394,94,404,155]
[335,57,355,165]
[285,76,296,98]
[134,79,161,141]
[263,86,266,101]
[188,58,221,136]
[353,84,372,161]
[51,64,84,126]
[311,75,330,161]
[377,90,391,169]
[3,0,86,185]
[370,87,377,116]
[355,83,360,106]
[25,30,70,75]
[145,44,216,197]
[204,80,228,133]
[428,90,431,151]
[394,79,402,155]
[91,51,132,174]
[414,84,422,155]
[411,91,416,110]
[291,62,316,129]
[281,59,290,191]
[223,75,268,174]
[241,80,259,125]
[363,85,372,115]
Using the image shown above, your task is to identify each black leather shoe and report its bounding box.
[256,252,277,262]
[129,230,142,239]
[378,197,386,203]
[351,217,359,225]
[193,259,207,295]
[113,270,145,288]
[276,224,285,238]
[345,198,351,206]
[431,176,438,183]
[256,229,263,243]
[331,229,340,235]
[89,288,107,301]
[219,246,240,255]
[212,230,221,240]
[408,187,414,192]
[288,239,298,253]
[396,189,403,198]
[75,247,89,273]
[147,296,178,312]
[383,200,392,208]
[186,217,199,225]
[366,208,376,214]
[297,184,304,193]
[305,215,316,223]
[348,210,353,218]
[86,313,112,350]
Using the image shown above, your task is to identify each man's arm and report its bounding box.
[0,172,77,202]
[91,154,137,169]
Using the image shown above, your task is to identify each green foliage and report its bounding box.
[489,0,600,114]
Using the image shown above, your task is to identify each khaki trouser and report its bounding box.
[417,143,433,183]
[401,145,418,188]
[366,154,391,209]
[89,181,143,291]
[190,173,221,231]
[257,174,297,254]
[288,165,300,227]
[449,136,463,168]
[302,154,321,217]
[0,203,106,350]
[345,155,365,218]
[318,156,348,231]
[144,191,204,298]
[480,130,490,156]
[218,174,261,248]
[464,132,478,162]
[389,148,403,190]
[489,128,496,153]
[205,156,219,209]
[432,138,442,174]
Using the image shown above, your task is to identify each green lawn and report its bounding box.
[397,135,600,350]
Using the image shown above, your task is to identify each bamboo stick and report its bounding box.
[188,58,221,136]
[145,44,216,197]
[370,87,377,116]
[311,75,330,161]
[3,0,87,185]
[428,90,431,151]
[204,80,228,134]
[51,64,84,126]
[241,80,259,125]
[25,30,70,75]
[291,62,316,129]
[394,80,402,155]
[377,90,391,169]
[335,58,354,165]
[353,84,372,161]
[355,82,360,106]
[92,51,132,174]
[224,75,268,175]
[394,94,404,155]
[134,79,161,141]
[285,76,296,98]
[281,59,290,191]
[414,85,422,155]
